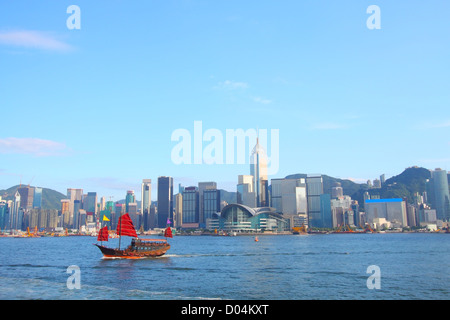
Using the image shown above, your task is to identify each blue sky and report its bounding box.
[1,1,449,201]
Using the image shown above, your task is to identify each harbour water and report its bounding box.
[0,233,448,300]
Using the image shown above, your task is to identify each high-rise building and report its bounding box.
[430,168,450,221]
[141,179,152,215]
[18,186,34,210]
[67,188,83,227]
[0,201,8,231]
[331,196,353,228]
[331,182,344,199]
[320,194,333,228]
[182,186,199,228]
[73,199,81,229]
[125,190,135,214]
[203,188,221,223]
[250,138,268,207]
[175,193,183,228]
[198,182,217,225]
[306,174,323,228]
[157,176,173,228]
[380,174,386,186]
[364,198,408,228]
[33,187,42,209]
[85,192,98,222]
[237,175,256,208]
[10,191,21,230]
[271,178,308,228]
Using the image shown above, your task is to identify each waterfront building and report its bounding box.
[157,176,173,228]
[218,204,289,232]
[26,208,59,231]
[351,201,361,227]
[406,203,417,227]
[320,194,333,228]
[270,178,308,228]
[78,210,87,230]
[331,196,353,227]
[182,186,199,228]
[306,174,323,228]
[364,198,408,228]
[0,201,8,231]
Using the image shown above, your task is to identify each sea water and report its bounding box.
[0,233,448,300]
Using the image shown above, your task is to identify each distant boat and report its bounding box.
[94,213,171,259]
[254,236,259,242]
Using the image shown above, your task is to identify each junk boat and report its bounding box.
[94,213,172,259]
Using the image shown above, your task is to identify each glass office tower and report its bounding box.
[157,176,173,228]
[431,168,450,221]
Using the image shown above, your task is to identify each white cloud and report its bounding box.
[252,96,272,105]
[310,122,347,130]
[0,137,71,157]
[423,120,450,129]
[214,80,249,90]
[0,30,73,52]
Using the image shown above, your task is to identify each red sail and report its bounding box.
[117,213,138,238]
[164,227,173,238]
[97,226,109,242]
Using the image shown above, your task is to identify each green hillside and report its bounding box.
[0,185,67,210]
[285,166,435,206]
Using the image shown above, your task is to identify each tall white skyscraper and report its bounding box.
[141,179,152,214]
[250,138,268,207]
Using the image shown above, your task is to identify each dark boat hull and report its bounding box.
[95,243,170,259]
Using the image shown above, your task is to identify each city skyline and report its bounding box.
[1,1,450,202]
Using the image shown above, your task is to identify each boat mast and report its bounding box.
[118,211,122,250]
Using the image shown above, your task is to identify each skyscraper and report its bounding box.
[182,186,199,227]
[67,188,83,227]
[250,138,268,207]
[125,190,135,214]
[431,168,450,221]
[141,179,152,214]
[203,188,221,223]
[306,174,323,228]
[157,176,173,228]
[18,186,34,210]
[237,175,256,208]
[85,192,98,222]
[33,187,42,209]
[198,181,217,225]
